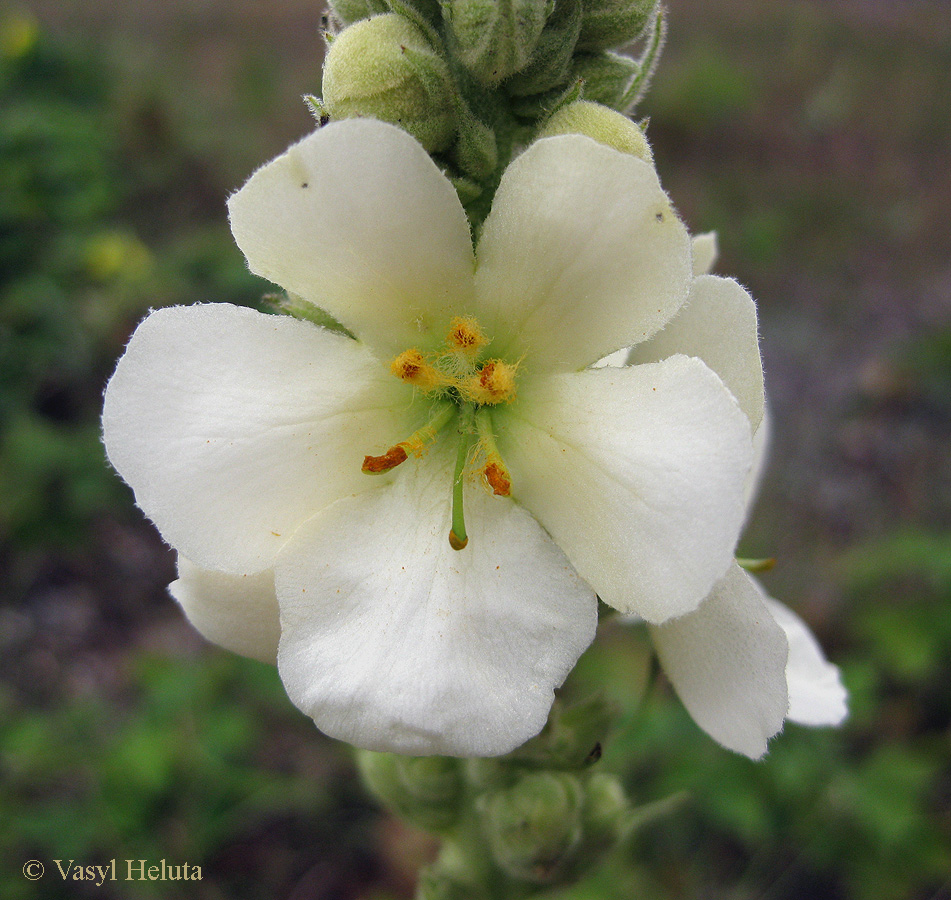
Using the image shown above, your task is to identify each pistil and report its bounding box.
[449,405,475,550]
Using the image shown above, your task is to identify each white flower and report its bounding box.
[102,119,759,756]
[595,234,847,758]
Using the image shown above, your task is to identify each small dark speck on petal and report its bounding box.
[301,182,309,188]
[655,212,664,222]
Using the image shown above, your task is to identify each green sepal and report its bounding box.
[509,693,618,770]
[261,292,355,339]
[452,108,498,179]
[504,0,582,98]
[577,0,657,51]
[326,0,390,26]
[509,76,582,122]
[737,556,777,573]
[616,3,666,111]
[570,51,639,109]
[302,94,330,126]
[446,171,483,205]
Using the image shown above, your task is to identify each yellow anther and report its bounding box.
[390,348,444,391]
[446,316,488,355]
[464,359,518,405]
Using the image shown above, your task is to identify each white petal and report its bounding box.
[501,356,753,623]
[650,563,789,759]
[691,231,718,276]
[102,304,411,574]
[627,275,765,429]
[764,596,848,726]
[274,449,598,756]
[169,557,280,664]
[745,408,772,512]
[228,120,476,359]
[474,135,691,373]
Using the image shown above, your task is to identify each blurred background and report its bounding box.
[1,0,948,897]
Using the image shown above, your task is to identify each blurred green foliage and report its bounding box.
[0,12,261,554]
[0,654,372,900]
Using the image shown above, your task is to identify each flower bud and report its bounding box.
[537,101,652,162]
[416,870,473,900]
[481,772,583,883]
[504,0,583,98]
[570,51,638,109]
[577,0,657,51]
[356,750,463,833]
[322,14,455,152]
[579,772,629,854]
[442,0,552,85]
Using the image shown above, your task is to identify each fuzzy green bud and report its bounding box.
[579,773,629,854]
[415,871,473,900]
[577,0,657,51]
[481,772,583,883]
[322,13,455,151]
[570,51,638,108]
[504,0,582,97]
[442,0,553,85]
[538,100,652,161]
[357,751,463,833]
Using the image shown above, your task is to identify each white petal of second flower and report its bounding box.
[102,304,411,575]
[274,449,598,757]
[650,563,789,759]
[228,120,476,359]
[691,231,718,276]
[764,596,848,727]
[626,275,765,430]
[501,356,753,624]
[169,557,280,665]
[474,134,691,373]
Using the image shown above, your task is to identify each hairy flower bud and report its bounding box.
[357,751,464,833]
[504,0,582,97]
[538,100,652,161]
[578,772,629,854]
[577,0,657,51]
[481,772,584,883]
[442,0,552,85]
[322,14,455,151]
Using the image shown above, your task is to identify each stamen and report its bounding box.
[390,348,445,391]
[446,316,488,355]
[449,405,475,550]
[475,408,512,496]
[463,359,518,405]
[362,402,455,475]
[362,445,408,474]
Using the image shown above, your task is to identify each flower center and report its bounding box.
[361,317,517,551]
